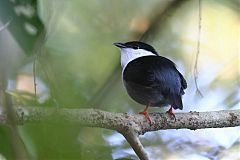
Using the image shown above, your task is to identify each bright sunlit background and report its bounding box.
[0,0,239,159]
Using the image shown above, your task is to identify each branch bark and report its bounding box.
[0,106,239,160]
[121,131,149,160]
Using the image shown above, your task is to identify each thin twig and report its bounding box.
[33,57,37,98]
[0,18,12,32]
[32,29,47,100]
[194,0,203,97]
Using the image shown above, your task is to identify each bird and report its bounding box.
[114,41,187,123]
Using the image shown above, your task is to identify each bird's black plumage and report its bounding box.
[114,41,187,112]
[124,41,159,55]
[123,56,187,110]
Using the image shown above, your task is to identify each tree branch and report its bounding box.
[0,106,238,131]
[121,131,149,160]
[0,106,239,160]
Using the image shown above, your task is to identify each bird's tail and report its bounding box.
[170,94,183,110]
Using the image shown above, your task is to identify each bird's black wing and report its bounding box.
[178,71,187,94]
[123,56,187,109]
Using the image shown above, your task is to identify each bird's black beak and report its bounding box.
[113,42,126,48]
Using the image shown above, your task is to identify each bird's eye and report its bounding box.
[133,46,139,50]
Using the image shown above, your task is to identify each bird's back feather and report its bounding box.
[123,56,187,110]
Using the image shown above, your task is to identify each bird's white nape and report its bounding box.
[120,48,157,69]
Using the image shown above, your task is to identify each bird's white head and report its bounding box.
[114,41,158,69]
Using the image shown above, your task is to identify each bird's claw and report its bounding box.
[166,106,176,121]
[139,111,152,124]
[139,105,152,124]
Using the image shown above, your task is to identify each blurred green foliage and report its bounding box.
[0,0,44,55]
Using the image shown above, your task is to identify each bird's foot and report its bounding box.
[139,106,152,124]
[166,106,176,121]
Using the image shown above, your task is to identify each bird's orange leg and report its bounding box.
[139,105,152,124]
[166,105,176,121]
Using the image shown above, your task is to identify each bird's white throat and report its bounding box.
[120,48,157,70]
